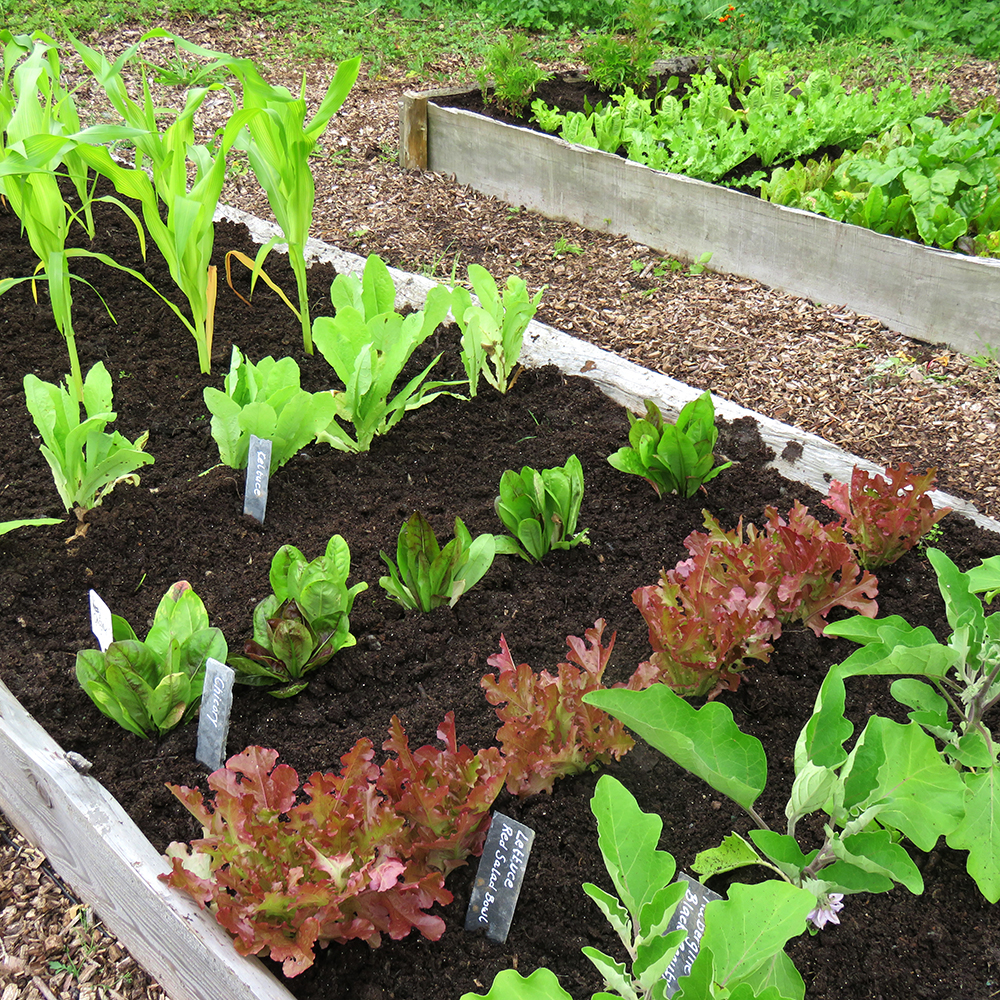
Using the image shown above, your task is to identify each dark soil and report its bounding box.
[1,191,998,1000]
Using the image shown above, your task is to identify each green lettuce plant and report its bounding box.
[607,393,731,498]
[814,547,1000,901]
[313,255,463,452]
[229,535,367,697]
[450,264,544,396]
[23,362,153,511]
[202,346,337,473]
[76,581,227,738]
[380,511,510,612]
[494,454,590,561]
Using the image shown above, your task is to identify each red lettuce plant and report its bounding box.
[162,713,504,976]
[631,502,879,698]
[823,462,951,568]
[481,620,635,797]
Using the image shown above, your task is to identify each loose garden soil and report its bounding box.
[2,172,1000,1000]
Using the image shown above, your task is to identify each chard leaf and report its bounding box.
[584,685,767,812]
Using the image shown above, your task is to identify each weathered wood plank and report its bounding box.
[0,677,294,1000]
[412,98,1000,358]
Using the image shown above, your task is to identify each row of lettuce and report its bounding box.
[68,431,1000,1000]
[485,33,1000,256]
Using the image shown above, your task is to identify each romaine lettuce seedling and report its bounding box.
[76,581,227,738]
[202,346,337,473]
[229,534,367,697]
[23,362,153,511]
[607,393,732,498]
[495,454,590,562]
[451,264,544,396]
[380,511,508,612]
[313,255,463,452]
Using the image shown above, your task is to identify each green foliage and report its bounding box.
[0,518,62,535]
[202,346,337,473]
[580,0,663,95]
[313,255,462,452]
[229,535,368,697]
[816,548,1000,901]
[759,103,1000,251]
[451,264,544,396]
[474,34,552,116]
[495,454,591,561]
[532,67,947,185]
[76,581,227,738]
[22,362,154,511]
[379,511,505,612]
[607,393,731,498]
[483,0,619,31]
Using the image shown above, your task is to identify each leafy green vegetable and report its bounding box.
[76,581,226,738]
[607,393,731,498]
[451,264,544,396]
[380,511,508,612]
[202,346,337,473]
[229,534,367,697]
[816,547,1000,901]
[474,34,552,116]
[23,362,153,511]
[495,454,590,561]
[313,255,463,452]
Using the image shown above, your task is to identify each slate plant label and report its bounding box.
[465,812,535,944]
[196,658,236,771]
[243,434,272,523]
[88,589,113,652]
[662,873,724,998]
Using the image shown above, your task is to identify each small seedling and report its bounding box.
[552,236,584,257]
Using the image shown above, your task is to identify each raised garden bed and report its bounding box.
[399,72,1000,358]
[2,197,1000,1000]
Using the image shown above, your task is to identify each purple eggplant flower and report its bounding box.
[807,892,845,930]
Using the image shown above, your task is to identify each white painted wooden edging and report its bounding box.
[398,86,1000,359]
[2,206,998,1000]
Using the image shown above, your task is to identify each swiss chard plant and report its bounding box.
[494,454,590,562]
[229,534,368,698]
[450,264,544,396]
[580,676,967,996]
[814,547,1000,902]
[75,581,227,738]
[380,511,511,612]
[162,713,507,975]
[462,774,817,1000]
[607,393,732,499]
[629,502,878,698]
[313,255,463,452]
[202,346,337,474]
[23,362,154,511]
[822,462,951,568]
[481,620,634,797]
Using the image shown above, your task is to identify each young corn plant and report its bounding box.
[0,32,147,400]
[132,29,361,355]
